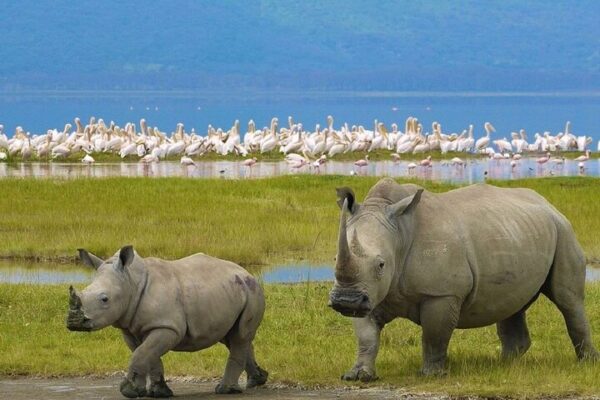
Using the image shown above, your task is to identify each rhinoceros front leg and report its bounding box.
[342,315,381,382]
[120,329,179,399]
[419,296,460,376]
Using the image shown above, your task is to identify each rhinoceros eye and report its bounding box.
[99,294,109,303]
[378,261,385,269]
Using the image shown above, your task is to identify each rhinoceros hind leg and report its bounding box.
[245,344,268,388]
[419,297,460,376]
[497,311,531,359]
[542,233,599,361]
[545,292,599,360]
[215,382,243,394]
[148,375,173,398]
[119,376,147,398]
[246,365,269,388]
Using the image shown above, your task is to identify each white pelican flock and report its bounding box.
[0,117,596,172]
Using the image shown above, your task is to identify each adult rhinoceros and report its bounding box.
[67,245,268,397]
[329,178,597,381]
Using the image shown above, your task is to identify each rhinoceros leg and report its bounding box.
[544,287,599,360]
[542,229,599,361]
[496,311,532,359]
[245,344,269,389]
[419,296,460,376]
[215,338,249,394]
[121,329,179,398]
[341,315,381,382]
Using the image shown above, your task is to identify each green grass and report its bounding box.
[0,176,599,266]
[1,282,600,397]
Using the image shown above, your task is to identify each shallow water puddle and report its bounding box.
[0,262,334,285]
[1,262,599,285]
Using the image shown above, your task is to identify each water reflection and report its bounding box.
[0,158,598,183]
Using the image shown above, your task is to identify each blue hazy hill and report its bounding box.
[1,1,599,91]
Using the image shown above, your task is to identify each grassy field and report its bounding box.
[1,282,600,397]
[0,176,599,266]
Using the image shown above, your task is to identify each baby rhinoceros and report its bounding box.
[67,245,268,398]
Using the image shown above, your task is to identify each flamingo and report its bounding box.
[243,157,258,168]
[354,155,369,168]
[420,155,432,167]
[536,152,551,164]
[407,162,417,172]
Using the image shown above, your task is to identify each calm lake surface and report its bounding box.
[0,261,334,285]
[1,158,598,183]
[1,93,599,143]
[1,261,599,285]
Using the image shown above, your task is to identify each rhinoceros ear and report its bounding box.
[387,189,424,218]
[78,248,104,270]
[116,245,135,270]
[336,187,359,214]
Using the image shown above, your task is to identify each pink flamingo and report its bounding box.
[354,155,369,168]
[243,157,257,168]
[536,152,551,164]
[420,155,432,167]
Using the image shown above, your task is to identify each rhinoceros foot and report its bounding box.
[341,366,377,382]
[421,362,447,377]
[119,377,147,398]
[148,379,173,398]
[246,366,269,388]
[215,383,243,394]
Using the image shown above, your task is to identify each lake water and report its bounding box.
[0,261,334,285]
[1,93,599,143]
[1,158,598,183]
[1,261,600,285]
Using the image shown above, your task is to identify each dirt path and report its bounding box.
[0,376,450,400]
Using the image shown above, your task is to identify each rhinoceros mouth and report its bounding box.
[66,310,93,332]
[328,288,372,318]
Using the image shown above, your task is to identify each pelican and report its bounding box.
[81,154,95,164]
[180,156,196,166]
[574,150,590,162]
[475,122,495,152]
[451,157,465,166]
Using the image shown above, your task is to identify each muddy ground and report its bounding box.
[0,376,460,400]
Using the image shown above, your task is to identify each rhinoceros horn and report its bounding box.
[69,285,82,310]
[336,199,358,282]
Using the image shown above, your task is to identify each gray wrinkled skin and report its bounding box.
[67,246,268,397]
[329,178,598,381]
